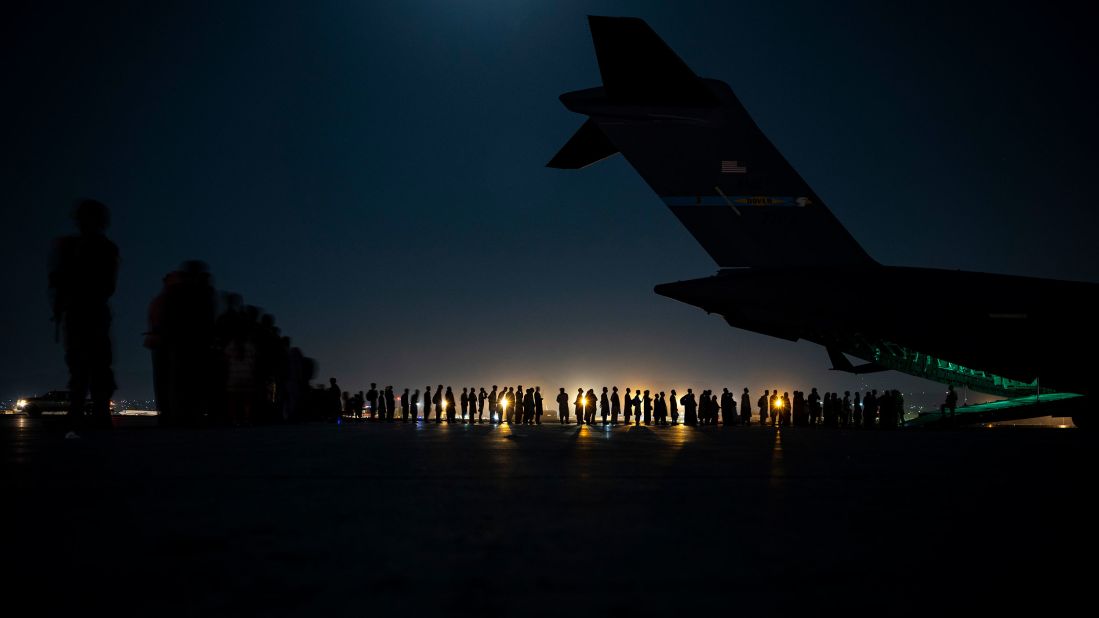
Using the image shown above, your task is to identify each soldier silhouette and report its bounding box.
[50,199,119,432]
[940,385,958,424]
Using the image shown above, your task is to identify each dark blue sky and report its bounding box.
[3,0,1097,406]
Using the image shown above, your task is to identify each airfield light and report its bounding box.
[16,399,27,410]
[774,399,784,409]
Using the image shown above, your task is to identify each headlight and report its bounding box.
[15,399,27,410]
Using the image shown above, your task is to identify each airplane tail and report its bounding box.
[549,16,876,270]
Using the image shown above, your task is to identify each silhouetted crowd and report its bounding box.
[46,200,917,434]
[145,261,321,426]
[322,383,909,428]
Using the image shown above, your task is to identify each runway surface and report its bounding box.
[4,416,1093,616]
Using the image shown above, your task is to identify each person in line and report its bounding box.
[377,384,389,421]
[534,386,543,425]
[623,388,633,425]
[669,389,679,425]
[557,387,569,424]
[682,388,697,426]
[523,387,535,425]
[585,389,598,425]
[600,387,610,425]
[631,389,642,426]
[366,383,379,421]
[444,386,456,422]
[807,388,821,426]
[224,333,257,426]
[863,390,877,429]
[478,387,487,423]
[642,389,653,425]
[385,386,396,422]
[853,391,862,427]
[433,384,444,423]
[940,385,957,424]
[460,387,469,421]
[740,388,751,425]
[411,388,420,421]
[352,391,364,419]
[757,389,769,426]
[610,386,621,425]
[326,378,342,421]
[488,385,498,423]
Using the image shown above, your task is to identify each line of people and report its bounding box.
[328,383,908,428]
[146,262,319,426]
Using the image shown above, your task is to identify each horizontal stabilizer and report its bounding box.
[588,15,716,105]
[828,347,887,374]
[547,118,619,169]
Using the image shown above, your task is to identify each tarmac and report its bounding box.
[4,416,1093,616]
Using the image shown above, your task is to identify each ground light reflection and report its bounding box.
[769,428,785,488]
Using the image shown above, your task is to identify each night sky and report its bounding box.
[4,1,1098,406]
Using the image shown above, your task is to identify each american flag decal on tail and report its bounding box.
[720,160,746,174]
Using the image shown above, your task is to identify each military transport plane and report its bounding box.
[549,16,1095,427]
